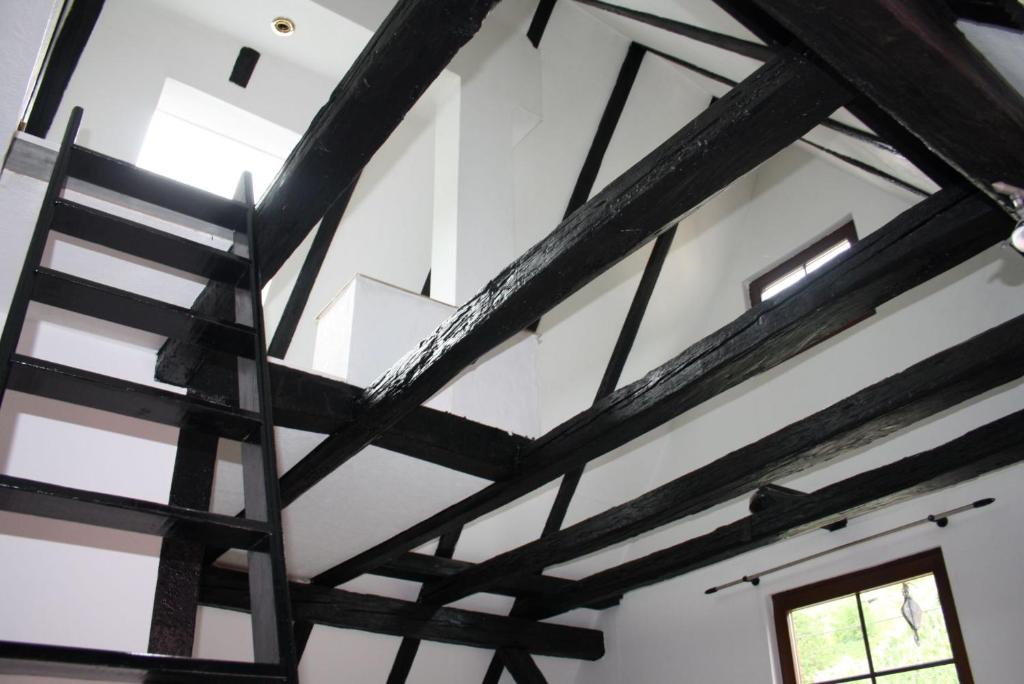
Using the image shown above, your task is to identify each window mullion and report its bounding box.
[854,592,877,682]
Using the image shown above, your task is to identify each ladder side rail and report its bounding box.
[0,107,83,406]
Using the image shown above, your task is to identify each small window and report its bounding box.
[773,550,974,684]
[750,221,858,305]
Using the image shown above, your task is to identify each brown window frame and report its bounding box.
[749,220,859,306]
[773,548,974,684]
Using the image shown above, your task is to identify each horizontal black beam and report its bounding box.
[574,0,774,61]
[6,355,261,442]
[423,309,1024,604]
[199,568,604,661]
[0,474,269,549]
[522,408,1024,618]
[32,268,255,357]
[51,200,248,286]
[280,49,852,511]
[374,551,620,608]
[313,184,1008,588]
[267,363,525,481]
[67,145,247,232]
[0,640,285,682]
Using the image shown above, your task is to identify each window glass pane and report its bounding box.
[761,266,806,300]
[861,574,954,672]
[790,595,871,683]
[875,663,959,683]
[804,239,851,274]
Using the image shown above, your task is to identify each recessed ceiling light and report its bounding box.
[272,17,295,36]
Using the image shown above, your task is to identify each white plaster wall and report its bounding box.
[0,0,59,163]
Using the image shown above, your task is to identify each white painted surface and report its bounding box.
[0,0,59,163]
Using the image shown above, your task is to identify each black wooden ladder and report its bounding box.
[0,108,298,682]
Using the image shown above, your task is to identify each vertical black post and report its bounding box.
[148,430,219,655]
[236,172,298,680]
[0,107,82,407]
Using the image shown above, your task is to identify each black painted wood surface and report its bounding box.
[0,640,286,682]
[255,0,501,279]
[425,307,1024,604]
[751,0,1024,210]
[314,185,1007,589]
[527,0,558,47]
[281,49,851,510]
[499,649,549,683]
[267,175,358,359]
[198,568,604,660]
[24,1,105,138]
[149,430,219,656]
[32,268,255,357]
[51,200,249,286]
[522,409,1024,618]
[575,0,772,60]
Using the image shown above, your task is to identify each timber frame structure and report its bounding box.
[2,0,1023,682]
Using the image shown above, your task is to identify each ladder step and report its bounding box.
[32,267,255,357]
[0,475,270,548]
[0,641,287,682]
[6,355,261,441]
[52,199,249,285]
[67,145,248,233]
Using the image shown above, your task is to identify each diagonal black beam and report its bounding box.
[267,174,359,359]
[521,408,1024,618]
[500,649,549,683]
[280,49,852,510]
[800,139,929,197]
[24,0,106,138]
[529,41,646,332]
[314,184,1008,590]
[574,0,773,61]
[422,308,1024,604]
[384,528,461,684]
[527,0,559,48]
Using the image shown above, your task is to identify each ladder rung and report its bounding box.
[0,475,270,549]
[67,145,248,233]
[6,355,261,441]
[32,267,255,357]
[52,199,249,285]
[0,641,287,682]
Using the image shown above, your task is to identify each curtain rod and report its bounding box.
[705,498,995,595]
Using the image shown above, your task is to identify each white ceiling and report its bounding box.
[145,0,371,81]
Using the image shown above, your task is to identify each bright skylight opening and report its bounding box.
[760,238,852,301]
[138,79,300,200]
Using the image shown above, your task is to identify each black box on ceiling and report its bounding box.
[230,47,261,87]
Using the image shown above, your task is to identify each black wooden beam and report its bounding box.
[499,649,549,683]
[267,363,526,482]
[313,185,1009,588]
[198,568,604,660]
[373,552,620,608]
[708,0,960,189]
[645,49,896,155]
[799,139,929,197]
[423,307,1024,604]
[527,0,558,48]
[148,430,219,656]
[749,0,1024,211]
[279,49,852,510]
[574,0,773,61]
[267,175,358,359]
[521,408,1024,618]
[529,41,645,332]
[946,0,1024,30]
[24,0,105,138]
[385,528,461,683]
[255,0,500,279]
